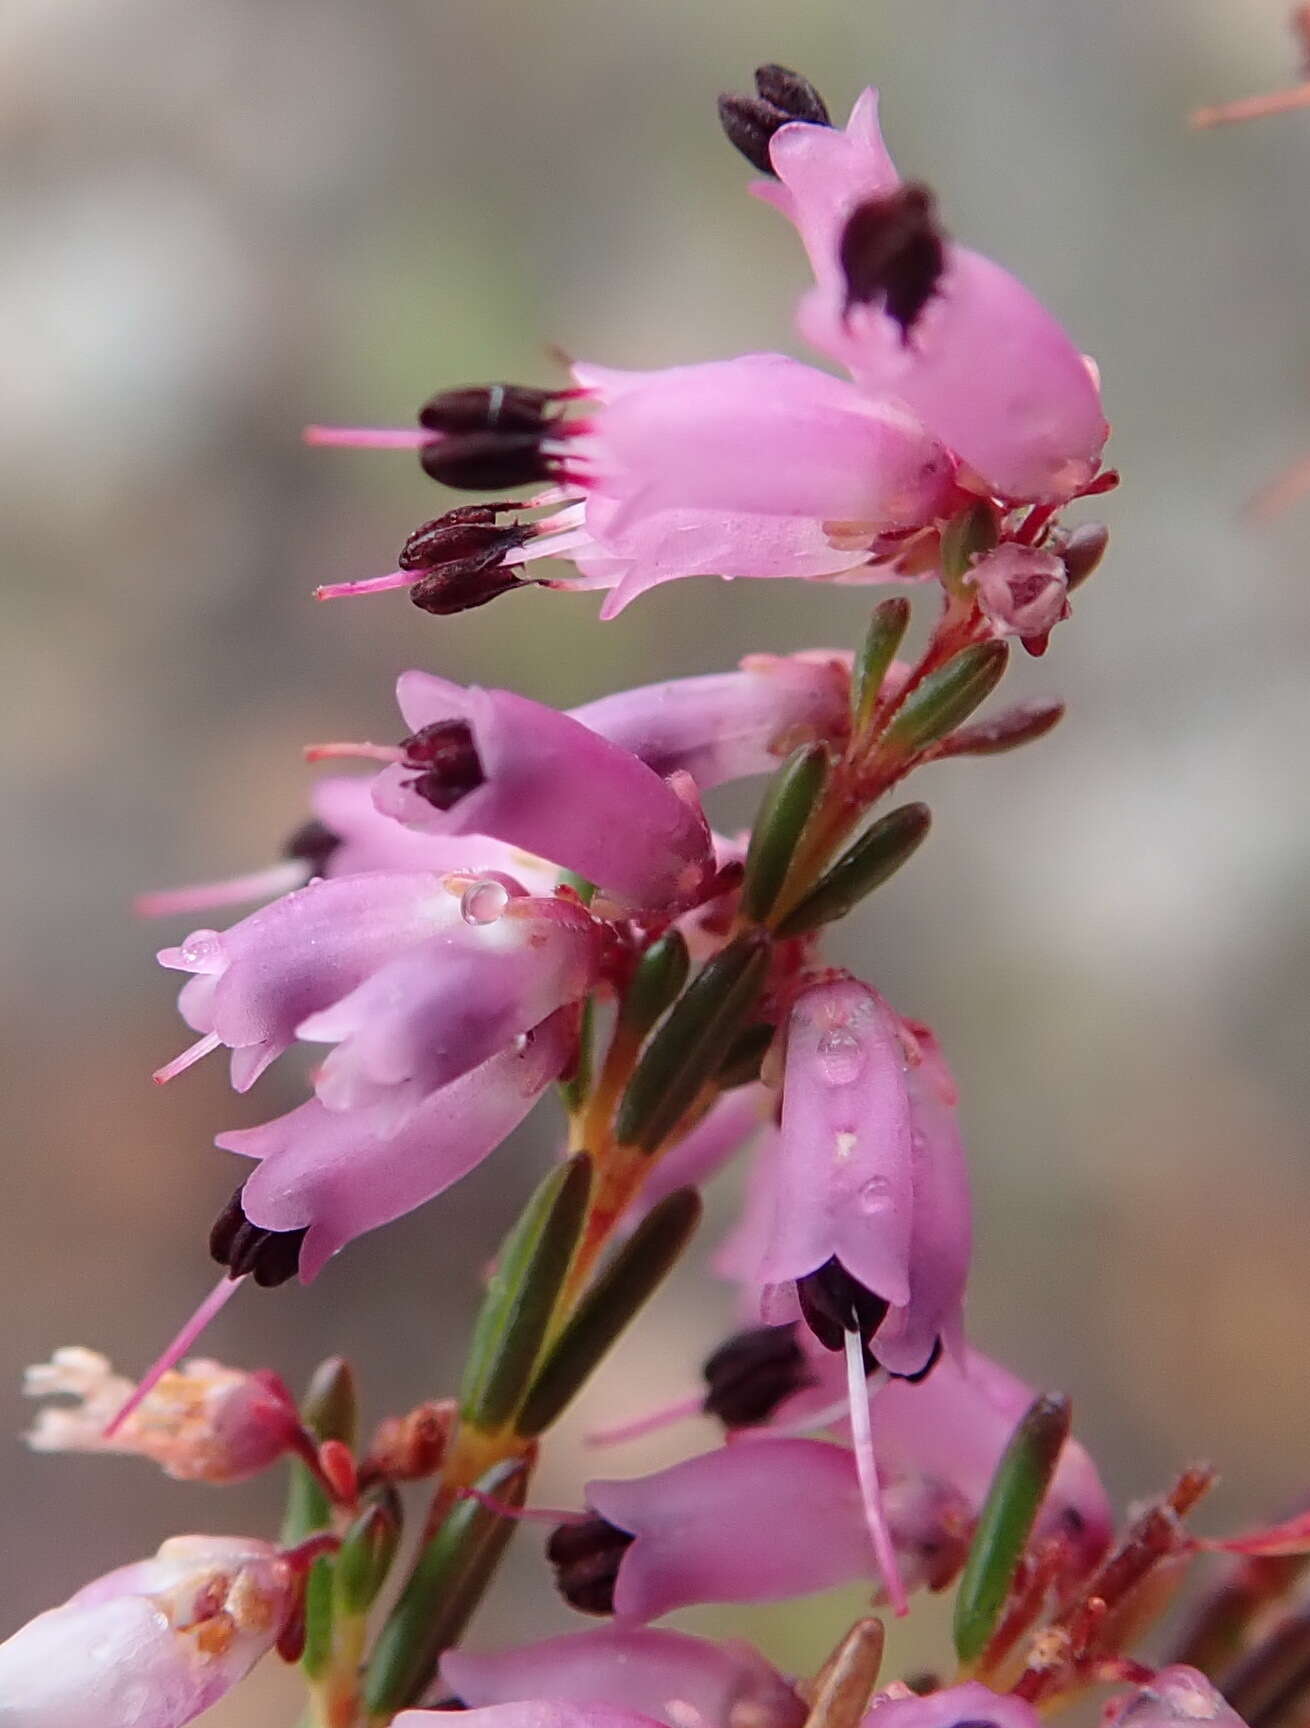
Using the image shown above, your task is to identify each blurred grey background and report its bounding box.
[3,0,1309,1718]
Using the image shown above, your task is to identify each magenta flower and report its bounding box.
[156,868,597,1103]
[753,981,970,1379]
[23,1347,301,1483]
[369,672,713,912]
[214,1005,578,1282]
[440,1627,804,1728]
[569,1437,961,1623]
[0,1536,295,1728]
[862,1681,1041,1728]
[754,86,1108,503]
[1115,1668,1249,1728]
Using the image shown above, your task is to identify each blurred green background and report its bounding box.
[3,0,1309,1718]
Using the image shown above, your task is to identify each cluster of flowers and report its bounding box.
[5,60,1301,1728]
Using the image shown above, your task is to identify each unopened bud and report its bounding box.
[362,1400,455,1483]
[1060,522,1110,590]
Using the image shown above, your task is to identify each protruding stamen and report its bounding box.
[135,861,309,919]
[303,425,432,449]
[845,1328,907,1616]
[103,1274,245,1437]
[152,1030,222,1086]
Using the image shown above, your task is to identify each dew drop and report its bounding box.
[858,1175,892,1213]
[461,878,509,925]
[179,929,222,968]
[816,1026,864,1085]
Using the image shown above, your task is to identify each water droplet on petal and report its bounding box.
[179,930,222,968]
[858,1175,892,1213]
[816,1026,864,1085]
[461,878,509,925]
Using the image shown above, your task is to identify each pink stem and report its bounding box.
[103,1275,246,1436]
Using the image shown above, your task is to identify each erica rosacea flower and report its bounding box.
[754,980,970,1381]
[308,70,1106,619]
[361,673,713,913]
[157,868,600,1102]
[555,1438,963,1624]
[0,1536,296,1728]
[440,1626,805,1728]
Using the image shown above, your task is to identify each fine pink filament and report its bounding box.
[135,861,310,919]
[152,1030,222,1086]
[456,1485,590,1526]
[302,425,432,449]
[302,740,405,765]
[584,1393,705,1448]
[103,1275,246,1437]
[314,569,415,601]
[845,1328,908,1616]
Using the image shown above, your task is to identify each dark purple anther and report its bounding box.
[701,1323,814,1428]
[546,1514,635,1616]
[839,184,946,339]
[209,1184,307,1288]
[399,719,486,810]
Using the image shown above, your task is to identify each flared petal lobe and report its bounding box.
[755,90,1107,502]
[159,872,465,1091]
[0,1536,292,1728]
[373,675,712,913]
[219,1008,576,1279]
[296,894,599,1131]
